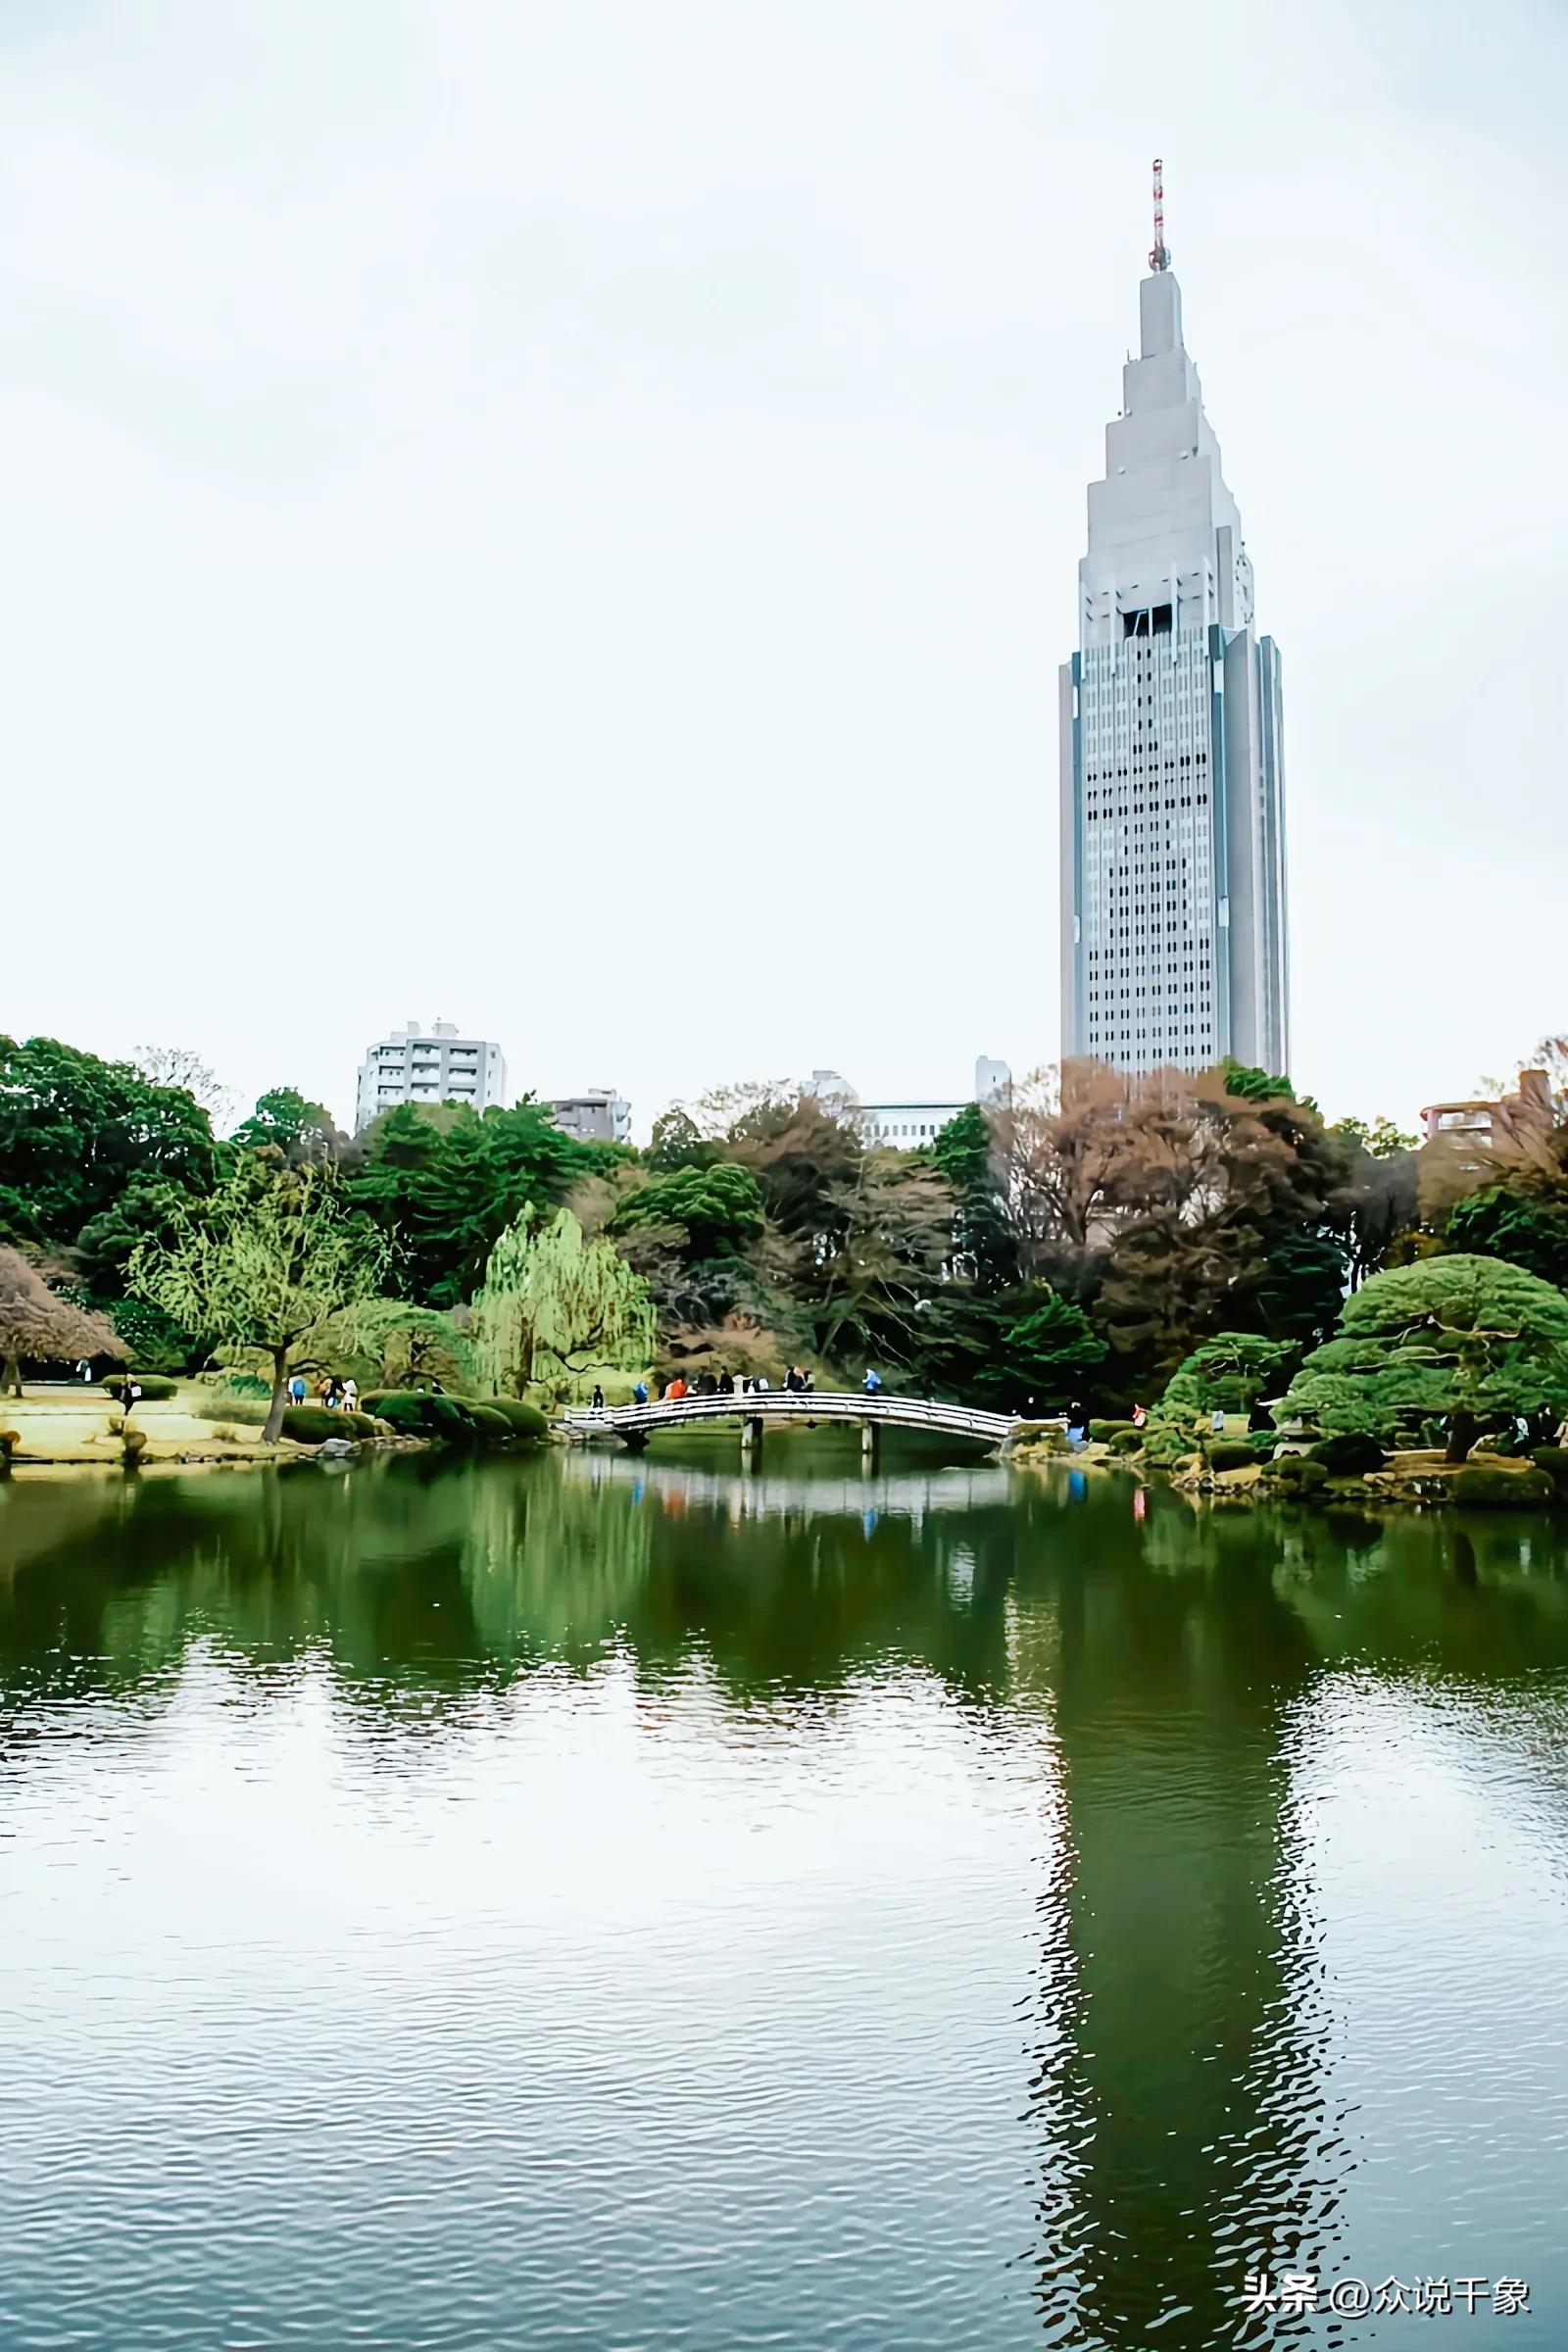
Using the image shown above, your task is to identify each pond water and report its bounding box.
[2,1438,1567,2351]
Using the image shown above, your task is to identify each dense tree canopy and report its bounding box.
[0,1035,218,1250]
[1282,1254,1568,1460]
[6,1019,1534,1420]
[1145,1333,1298,1463]
[230,1088,344,1164]
[611,1161,765,1259]
[342,1101,597,1304]
[1446,1185,1568,1290]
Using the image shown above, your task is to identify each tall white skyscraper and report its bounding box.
[1058,175,1289,1077]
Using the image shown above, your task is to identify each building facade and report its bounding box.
[1058,241,1289,1077]
[355,1021,507,1131]
[548,1090,632,1147]
[807,1057,1011,1150]
[1420,1068,1554,1150]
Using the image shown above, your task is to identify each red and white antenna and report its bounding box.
[1150,156,1169,272]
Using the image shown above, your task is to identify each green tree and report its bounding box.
[1332,1113,1419,1161]
[1144,1334,1298,1463]
[812,1149,956,1373]
[231,1088,344,1164]
[612,1162,765,1260]
[911,1283,1104,1413]
[344,1101,593,1304]
[1446,1186,1568,1290]
[472,1207,654,1398]
[0,1247,123,1396]
[932,1102,1016,1293]
[1220,1058,1298,1104]
[74,1177,193,1298]
[105,1298,193,1376]
[1281,1254,1568,1462]
[646,1107,720,1171]
[347,1301,478,1393]
[127,1164,392,1441]
[0,1035,217,1247]
[1227,1227,1348,1349]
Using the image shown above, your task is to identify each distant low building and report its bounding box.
[355,1021,507,1132]
[1420,1068,1553,1150]
[548,1089,632,1147]
[806,1057,1011,1150]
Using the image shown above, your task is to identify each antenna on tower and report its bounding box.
[1149,156,1169,273]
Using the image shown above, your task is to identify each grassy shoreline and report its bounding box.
[0,1383,425,1473]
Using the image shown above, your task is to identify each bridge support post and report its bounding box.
[859,1420,880,1472]
[740,1415,763,1468]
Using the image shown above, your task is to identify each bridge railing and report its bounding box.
[560,1390,1024,1446]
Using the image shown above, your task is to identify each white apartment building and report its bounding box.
[355,1021,507,1131]
[807,1058,1011,1149]
[1058,197,1289,1077]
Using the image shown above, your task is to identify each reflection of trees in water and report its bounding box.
[1018,1482,1349,2350]
[7,1449,1568,2351]
[0,1451,1054,1735]
[461,1445,1030,1703]
[0,1462,491,1725]
[1019,1483,1568,2347]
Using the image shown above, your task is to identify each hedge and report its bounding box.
[1108,1428,1145,1456]
[1271,1454,1329,1494]
[1090,1418,1139,1443]
[468,1404,515,1439]
[361,1392,482,1446]
[362,1391,429,1434]
[104,1374,179,1401]
[482,1397,551,1441]
[1207,1442,1257,1473]
[355,1391,547,1447]
[1450,1464,1555,1509]
[282,1405,380,1445]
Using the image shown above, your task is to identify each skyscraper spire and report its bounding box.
[1056,214,1290,1080]
[1149,156,1169,274]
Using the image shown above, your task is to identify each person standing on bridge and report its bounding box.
[863,1369,882,1396]
[632,1381,649,1405]
[591,1383,605,1411]
[717,1369,735,1396]
[668,1375,688,1401]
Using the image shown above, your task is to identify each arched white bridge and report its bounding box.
[561,1389,1028,1461]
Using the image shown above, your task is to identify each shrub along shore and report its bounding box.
[1006,1419,1567,1510]
[0,1379,552,1475]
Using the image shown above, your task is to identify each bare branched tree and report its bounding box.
[133,1045,236,1129]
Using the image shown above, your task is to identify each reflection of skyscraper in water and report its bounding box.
[1020,1501,1348,2348]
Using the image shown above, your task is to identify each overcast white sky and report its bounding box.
[3,0,1562,1137]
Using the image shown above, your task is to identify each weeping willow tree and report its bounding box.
[127,1163,391,1441]
[472,1206,654,1399]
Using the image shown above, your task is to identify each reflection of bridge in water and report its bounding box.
[562,1389,1029,1467]
[564,1441,1015,1525]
